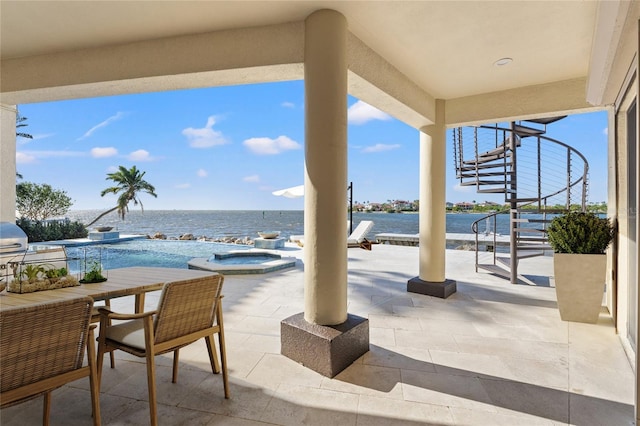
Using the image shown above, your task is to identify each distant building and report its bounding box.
[454,202,475,211]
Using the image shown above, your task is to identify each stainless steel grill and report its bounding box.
[0,222,28,254]
[0,222,28,285]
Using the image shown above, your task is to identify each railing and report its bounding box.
[455,123,589,279]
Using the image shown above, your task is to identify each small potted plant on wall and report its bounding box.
[547,211,615,323]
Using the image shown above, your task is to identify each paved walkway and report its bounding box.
[1,245,634,425]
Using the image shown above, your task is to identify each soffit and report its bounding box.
[1,1,597,100]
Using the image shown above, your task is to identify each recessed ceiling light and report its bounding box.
[494,57,513,66]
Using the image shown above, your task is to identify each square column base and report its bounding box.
[407,276,457,298]
[281,312,369,378]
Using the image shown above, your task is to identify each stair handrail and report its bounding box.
[467,127,589,271]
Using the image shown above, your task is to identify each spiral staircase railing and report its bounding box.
[453,119,589,283]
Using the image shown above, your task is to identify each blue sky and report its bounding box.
[16,80,608,211]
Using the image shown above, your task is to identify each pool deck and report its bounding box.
[0,243,633,425]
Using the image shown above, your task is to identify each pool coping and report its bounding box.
[31,234,147,247]
[187,250,298,275]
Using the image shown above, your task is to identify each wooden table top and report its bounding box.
[0,266,218,310]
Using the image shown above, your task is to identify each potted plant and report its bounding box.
[7,262,79,293]
[80,260,107,283]
[547,211,615,323]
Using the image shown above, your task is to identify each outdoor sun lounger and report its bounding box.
[348,220,374,250]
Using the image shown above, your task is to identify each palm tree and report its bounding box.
[16,109,32,179]
[86,165,157,227]
[16,110,33,140]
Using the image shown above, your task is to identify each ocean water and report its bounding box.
[66,209,527,241]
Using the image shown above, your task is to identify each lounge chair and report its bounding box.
[348,220,374,250]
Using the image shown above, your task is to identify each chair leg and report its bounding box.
[216,302,230,399]
[104,299,116,369]
[205,335,220,374]
[217,330,230,399]
[172,349,180,383]
[145,351,158,426]
[87,327,102,426]
[96,343,105,390]
[43,391,51,426]
[109,351,116,369]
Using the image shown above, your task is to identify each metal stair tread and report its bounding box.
[513,123,545,137]
[524,116,567,125]
[459,163,512,171]
[478,188,513,193]
[512,218,553,223]
[516,244,552,250]
[462,152,512,165]
[458,171,513,178]
[513,228,547,233]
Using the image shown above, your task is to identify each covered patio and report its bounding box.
[0,244,633,425]
[1,2,639,424]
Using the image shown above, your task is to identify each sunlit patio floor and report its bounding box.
[1,244,634,425]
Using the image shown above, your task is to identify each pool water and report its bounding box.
[208,252,281,265]
[65,239,249,272]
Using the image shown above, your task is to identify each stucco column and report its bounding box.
[0,104,17,223]
[303,9,348,325]
[282,9,368,379]
[407,99,456,298]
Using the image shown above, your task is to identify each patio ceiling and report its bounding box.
[1,0,598,102]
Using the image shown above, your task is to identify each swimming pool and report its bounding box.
[63,239,249,272]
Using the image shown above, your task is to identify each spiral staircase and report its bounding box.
[452,117,589,284]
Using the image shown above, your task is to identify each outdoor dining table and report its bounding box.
[0,266,219,312]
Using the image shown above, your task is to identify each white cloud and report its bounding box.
[602,127,608,136]
[182,116,228,148]
[197,169,208,178]
[106,165,119,173]
[348,100,391,125]
[175,183,191,189]
[281,101,295,108]
[78,112,126,140]
[91,147,118,158]
[243,174,260,183]
[362,143,401,153]
[453,183,472,193]
[243,135,301,155]
[16,152,36,164]
[16,150,85,160]
[127,149,153,161]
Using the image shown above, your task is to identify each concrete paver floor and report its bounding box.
[1,245,634,425]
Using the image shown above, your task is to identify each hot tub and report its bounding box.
[187,250,297,275]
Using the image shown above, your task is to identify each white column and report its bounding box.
[419,99,446,282]
[303,9,348,326]
[0,104,17,223]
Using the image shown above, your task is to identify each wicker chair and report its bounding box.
[0,296,101,426]
[96,274,228,426]
[91,298,116,368]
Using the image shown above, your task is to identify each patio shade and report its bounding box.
[272,185,304,198]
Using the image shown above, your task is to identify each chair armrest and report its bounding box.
[98,307,157,320]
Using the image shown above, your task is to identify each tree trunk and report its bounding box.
[85,206,119,227]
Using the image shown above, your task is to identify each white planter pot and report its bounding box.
[553,253,607,323]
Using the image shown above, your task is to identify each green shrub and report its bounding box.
[16,218,88,242]
[547,212,614,254]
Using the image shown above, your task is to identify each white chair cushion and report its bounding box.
[105,319,147,350]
